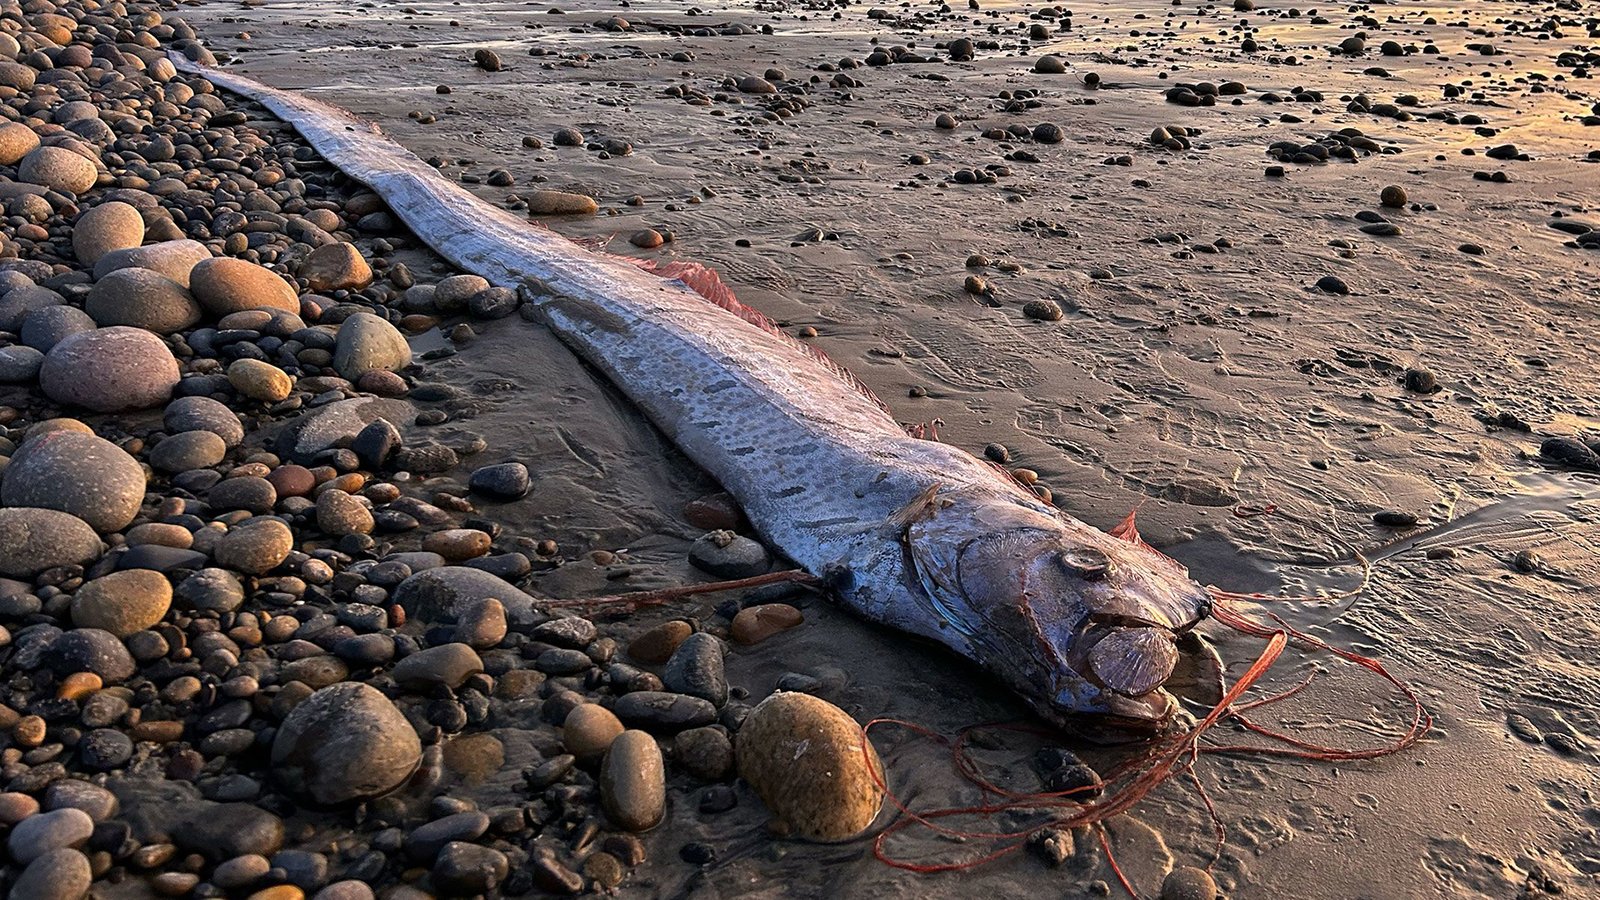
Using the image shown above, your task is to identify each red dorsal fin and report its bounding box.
[1109,508,1145,545]
[618,254,896,417]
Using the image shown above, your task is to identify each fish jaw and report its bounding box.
[901,486,1212,735]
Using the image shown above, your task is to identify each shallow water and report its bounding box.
[189,0,1600,895]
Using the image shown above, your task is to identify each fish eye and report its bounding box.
[1058,547,1112,581]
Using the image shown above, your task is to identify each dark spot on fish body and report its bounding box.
[773,444,816,457]
[798,517,861,529]
[545,296,631,335]
[705,379,739,393]
[774,485,807,498]
[729,447,757,456]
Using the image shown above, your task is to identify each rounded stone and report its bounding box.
[0,344,42,382]
[73,201,146,265]
[301,242,372,293]
[48,629,137,683]
[468,462,530,499]
[600,730,666,832]
[175,568,245,613]
[1161,866,1220,900]
[562,703,626,761]
[2,430,147,532]
[0,285,64,333]
[688,530,770,578]
[13,847,92,900]
[150,430,228,473]
[332,312,411,382]
[208,476,277,514]
[629,620,694,664]
[7,808,95,863]
[0,508,102,577]
[71,570,172,637]
[736,692,884,841]
[20,304,96,352]
[1034,54,1068,74]
[18,146,98,195]
[674,726,735,781]
[271,682,423,805]
[315,489,373,536]
[85,267,201,333]
[432,842,509,895]
[730,604,804,645]
[391,643,484,690]
[431,275,490,312]
[1380,185,1408,208]
[662,632,728,706]
[93,239,211,287]
[215,518,294,574]
[228,359,293,402]
[454,597,507,649]
[527,190,598,216]
[0,121,40,165]
[164,396,245,448]
[190,257,300,318]
[40,326,179,412]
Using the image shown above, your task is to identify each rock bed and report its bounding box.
[0,2,883,898]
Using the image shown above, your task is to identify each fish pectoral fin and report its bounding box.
[887,482,944,531]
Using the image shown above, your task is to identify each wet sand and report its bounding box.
[187,0,1600,895]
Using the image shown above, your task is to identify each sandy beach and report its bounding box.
[0,0,1597,896]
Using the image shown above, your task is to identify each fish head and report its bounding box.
[903,489,1211,736]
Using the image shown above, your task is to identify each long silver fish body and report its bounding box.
[172,53,1212,732]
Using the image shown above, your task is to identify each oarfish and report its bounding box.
[172,54,1212,733]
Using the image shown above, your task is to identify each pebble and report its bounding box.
[1315,275,1350,295]
[86,267,203,334]
[171,802,285,861]
[1380,185,1408,208]
[301,242,373,293]
[600,730,666,831]
[0,344,42,381]
[215,517,294,574]
[422,528,493,561]
[13,847,92,900]
[1035,55,1068,74]
[392,642,484,689]
[70,569,172,637]
[73,201,146,265]
[1023,299,1064,321]
[527,190,599,216]
[468,461,531,499]
[612,691,718,731]
[333,312,411,381]
[730,604,804,645]
[663,632,728,706]
[454,597,507,649]
[229,358,294,402]
[1161,866,1220,900]
[629,620,694,664]
[392,566,539,625]
[674,726,735,780]
[0,508,102,577]
[736,692,884,840]
[18,145,98,194]
[40,326,180,412]
[0,120,40,164]
[190,257,300,318]
[688,530,771,578]
[272,682,422,804]
[20,305,95,352]
[165,395,246,447]
[433,842,509,894]
[94,239,211,287]
[562,703,626,761]
[315,489,374,536]
[2,430,147,532]
[151,430,228,473]
[7,807,95,863]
